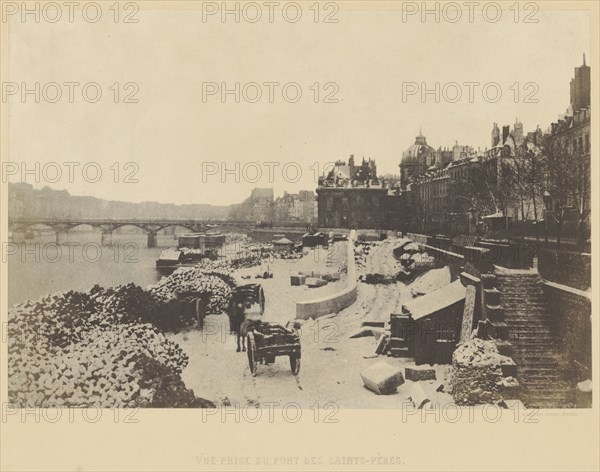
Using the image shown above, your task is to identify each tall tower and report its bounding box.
[348,154,355,178]
[513,118,524,146]
[491,123,500,147]
[570,54,591,112]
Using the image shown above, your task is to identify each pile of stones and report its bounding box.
[8,290,198,408]
[149,267,234,314]
[450,338,518,405]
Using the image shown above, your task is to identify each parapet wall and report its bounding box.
[296,231,358,320]
[538,248,591,291]
[538,248,592,377]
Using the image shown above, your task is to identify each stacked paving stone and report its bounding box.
[149,266,234,314]
[8,289,201,408]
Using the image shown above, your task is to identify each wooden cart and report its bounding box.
[246,323,301,375]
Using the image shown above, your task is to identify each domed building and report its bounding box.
[400,131,436,189]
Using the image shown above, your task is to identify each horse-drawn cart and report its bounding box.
[246,323,301,375]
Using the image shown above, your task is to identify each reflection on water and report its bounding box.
[8,232,179,306]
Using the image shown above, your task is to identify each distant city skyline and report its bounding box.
[8,181,315,208]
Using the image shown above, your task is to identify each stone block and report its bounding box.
[500,359,517,378]
[371,327,387,340]
[460,271,481,287]
[349,327,375,339]
[480,273,497,289]
[361,321,386,328]
[405,367,437,382]
[305,277,327,287]
[460,285,477,342]
[495,340,513,356]
[360,361,405,395]
[476,320,490,338]
[483,288,501,306]
[489,321,510,340]
[485,304,505,322]
[497,376,520,395]
[349,327,386,339]
[290,274,306,286]
[389,347,411,357]
[576,379,592,408]
[375,333,390,355]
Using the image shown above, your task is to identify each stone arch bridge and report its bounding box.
[8,218,256,247]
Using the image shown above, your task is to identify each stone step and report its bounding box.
[506,330,553,334]
[521,389,573,396]
[508,325,553,329]
[505,312,551,316]
[502,302,548,307]
[496,281,542,288]
[502,301,546,304]
[509,338,554,343]
[500,300,547,305]
[501,300,546,304]
[506,326,553,331]
[511,336,557,341]
[510,337,555,342]
[513,353,560,358]
[502,303,547,308]
[496,275,539,279]
[510,346,556,351]
[506,319,552,323]
[499,283,544,287]
[518,371,562,378]
[517,364,559,370]
[511,335,557,341]
[496,280,541,284]
[522,390,574,397]
[491,273,571,408]
[511,352,556,357]
[505,319,552,324]
[505,313,550,317]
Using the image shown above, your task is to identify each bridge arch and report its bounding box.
[110,222,154,233]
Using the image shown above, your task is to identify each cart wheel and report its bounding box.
[289,355,301,375]
[247,333,258,375]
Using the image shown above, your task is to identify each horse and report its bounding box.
[226,284,265,352]
[227,295,248,352]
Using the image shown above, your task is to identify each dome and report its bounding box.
[401,132,435,164]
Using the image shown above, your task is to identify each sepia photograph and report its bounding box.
[1,1,598,471]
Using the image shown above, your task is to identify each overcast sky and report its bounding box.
[4,2,592,206]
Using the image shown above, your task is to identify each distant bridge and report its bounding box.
[7,218,257,247]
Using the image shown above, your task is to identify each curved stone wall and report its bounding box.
[296,231,358,320]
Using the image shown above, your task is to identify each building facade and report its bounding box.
[317,156,402,229]
[317,187,389,229]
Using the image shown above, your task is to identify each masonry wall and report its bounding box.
[538,249,592,378]
[538,249,591,291]
[296,236,357,320]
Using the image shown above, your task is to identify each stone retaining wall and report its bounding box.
[538,249,591,291]
[296,232,357,320]
[542,282,592,379]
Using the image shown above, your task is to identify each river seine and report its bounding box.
[7,232,176,306]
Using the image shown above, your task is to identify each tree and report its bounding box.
[506,139,545,239]
[541,134,590,248]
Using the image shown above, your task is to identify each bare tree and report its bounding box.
[541,135,590,248]
[506,140,545,239]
